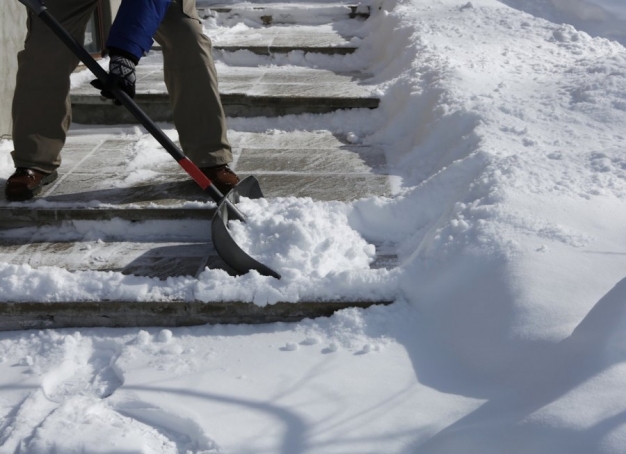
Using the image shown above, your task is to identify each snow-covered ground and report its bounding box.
[501,0,626,45]
[2,0,626,451]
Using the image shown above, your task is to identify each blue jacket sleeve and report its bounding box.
[106,0,172,62]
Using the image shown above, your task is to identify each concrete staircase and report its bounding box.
[71,4,378,123]
[0,2,395,330]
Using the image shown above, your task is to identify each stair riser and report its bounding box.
[71,96,379,123]
[151,46,356,55]
[0,301,392,331]
[0,208,214,228]
[218,46,356,55]
[200,5,370,25]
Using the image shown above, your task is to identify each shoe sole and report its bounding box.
[5,170,58,202]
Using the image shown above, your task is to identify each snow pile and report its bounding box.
[194,196,396,305]
[230,197,375,278]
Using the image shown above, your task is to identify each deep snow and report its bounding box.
[2,0,626,452]
[500,0,626,44]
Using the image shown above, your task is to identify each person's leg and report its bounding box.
[11,0,99,173]
[153,0,233,169]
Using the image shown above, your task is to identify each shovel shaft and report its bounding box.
[21,0,245,220]
[18,0,45,14]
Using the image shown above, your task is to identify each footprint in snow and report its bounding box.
[355,344,373,355]
[300,337,320,346]
[280,342,299,351]
[321,343,339,354]
[42,338,123,403]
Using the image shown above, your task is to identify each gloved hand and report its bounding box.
[91,53,137,105]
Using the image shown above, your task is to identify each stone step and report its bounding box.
[214,45,356,55]
[207,21,360,55]
[154,24,360,55]
[71,64,378,123]
[164,23,360,55]
[0,237,225,279]
[198,2,370,24]
[0,207,212,227]
[0,300,392,331]
[212,43,356,56]
[0,231,397,330]
[0,236,396,279]
[0,130,390,226]
[154,6,366,54]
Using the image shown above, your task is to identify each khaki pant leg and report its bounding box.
[12,0,99,173]
[154,0,232,167]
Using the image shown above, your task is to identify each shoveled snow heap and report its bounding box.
[1,0,626,452]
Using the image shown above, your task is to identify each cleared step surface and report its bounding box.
[0,239,224,279]
[0,131,390,225]
[155,25,360,54]
[156,23,362,54]
[72,65,378,123]
[208,23,361,55]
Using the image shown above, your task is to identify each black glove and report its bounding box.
[91,53,137,105]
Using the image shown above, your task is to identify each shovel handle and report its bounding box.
[17,0,46,15]
[18,0,246,220]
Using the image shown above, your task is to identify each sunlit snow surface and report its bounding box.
[2,0,626,452]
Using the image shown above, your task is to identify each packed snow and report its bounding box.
[2,0,626,451]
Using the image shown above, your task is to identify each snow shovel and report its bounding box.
[18,0,281,279]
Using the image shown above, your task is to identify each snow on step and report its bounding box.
[0,214,396,329]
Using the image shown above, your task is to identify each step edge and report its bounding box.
[0,300,394,331]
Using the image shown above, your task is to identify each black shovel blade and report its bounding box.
[211,176,281,279]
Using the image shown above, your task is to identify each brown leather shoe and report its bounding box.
[5,168,58,201]
[199,164,240,195]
